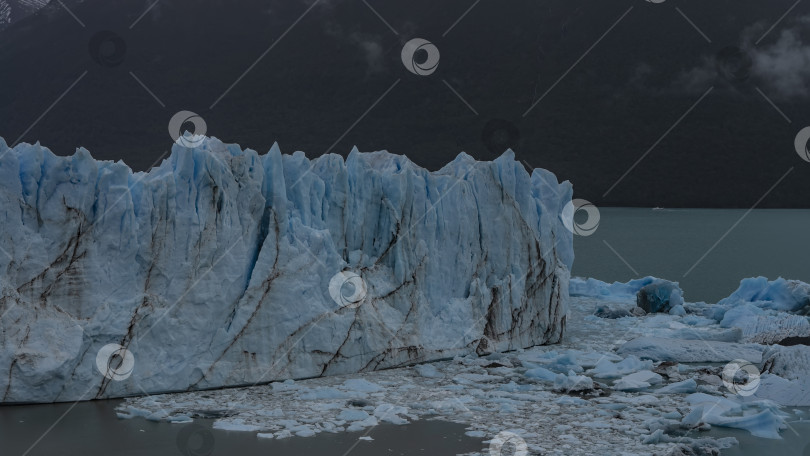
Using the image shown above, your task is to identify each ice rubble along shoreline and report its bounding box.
[121,276,810,453]
[576,275,810,408]
[0,135,573,403]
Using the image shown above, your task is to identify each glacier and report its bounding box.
[0,135,573,403]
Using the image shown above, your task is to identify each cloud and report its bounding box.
[751,26,810,98]
[350,33,385,73]
[323,22,386,74]
[673,56,716,93]
[671,16,810,100]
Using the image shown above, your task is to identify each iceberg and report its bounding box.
[636,279,684,314]
[683,393,788,439]
[586,355,652,378]
[697,277,810,344]
[0,136,573,403]
[718,277,810,314]
[568,276,660,300]
[568,276,684,314]
[753,345,810,406]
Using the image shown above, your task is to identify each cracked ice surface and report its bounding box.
[0,136,572,403]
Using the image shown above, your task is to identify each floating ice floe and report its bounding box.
[683,393,788,439]
[569,276,665,300]
[587,355,653,378]
[617,337,764,363]
[612,370,662,391]
[750,345,810,406]
[656,378,697,394]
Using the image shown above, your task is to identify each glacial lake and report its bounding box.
[573,208,810,303]
[2,208,809,455]
[0,399,485,456]
[705,415,810,456]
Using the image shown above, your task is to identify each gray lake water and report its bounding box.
[573,208,810,303]
[2,208,809,455]
[705,415,810,456]
[0,399,484,456]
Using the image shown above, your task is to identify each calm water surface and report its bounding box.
[706,419,810,456]
[573,208,810,303]
[0,399,484,456]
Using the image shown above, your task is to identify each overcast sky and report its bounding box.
[0,0,809,207]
